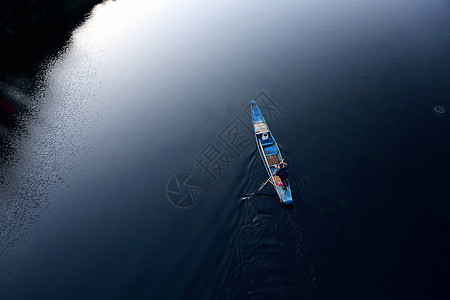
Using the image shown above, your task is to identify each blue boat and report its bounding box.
[251,100,293,204]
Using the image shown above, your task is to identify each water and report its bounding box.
[1,0,449,299]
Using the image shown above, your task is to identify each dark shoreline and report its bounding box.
[1,0,105,70]
[0,0,104,36]
[0,0,105,168]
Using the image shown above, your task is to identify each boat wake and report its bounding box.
[233,152,318,299]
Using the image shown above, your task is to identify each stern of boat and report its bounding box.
[276,186,293,204]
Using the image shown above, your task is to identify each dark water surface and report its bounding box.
[1,0,449,299]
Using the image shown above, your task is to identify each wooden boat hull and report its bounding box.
[251,100,293,204]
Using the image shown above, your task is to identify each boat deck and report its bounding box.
[265,155,282,186]
[272,175,282,186]
[254,122,268,134]
[266,154,279,166]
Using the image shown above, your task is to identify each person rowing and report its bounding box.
[275,162,289,190]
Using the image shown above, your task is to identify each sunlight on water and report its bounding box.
[79,0,162,41]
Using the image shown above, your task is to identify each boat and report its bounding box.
[251,100,293,204]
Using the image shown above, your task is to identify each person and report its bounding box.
[275,162,288,189]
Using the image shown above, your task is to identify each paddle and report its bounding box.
[242,159,284,200]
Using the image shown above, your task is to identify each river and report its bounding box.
[1,0,449,299]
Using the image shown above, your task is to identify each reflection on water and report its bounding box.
[0,1,109,255]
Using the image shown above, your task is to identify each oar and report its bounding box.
[243,159,284,200]
[243,177,272,200]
